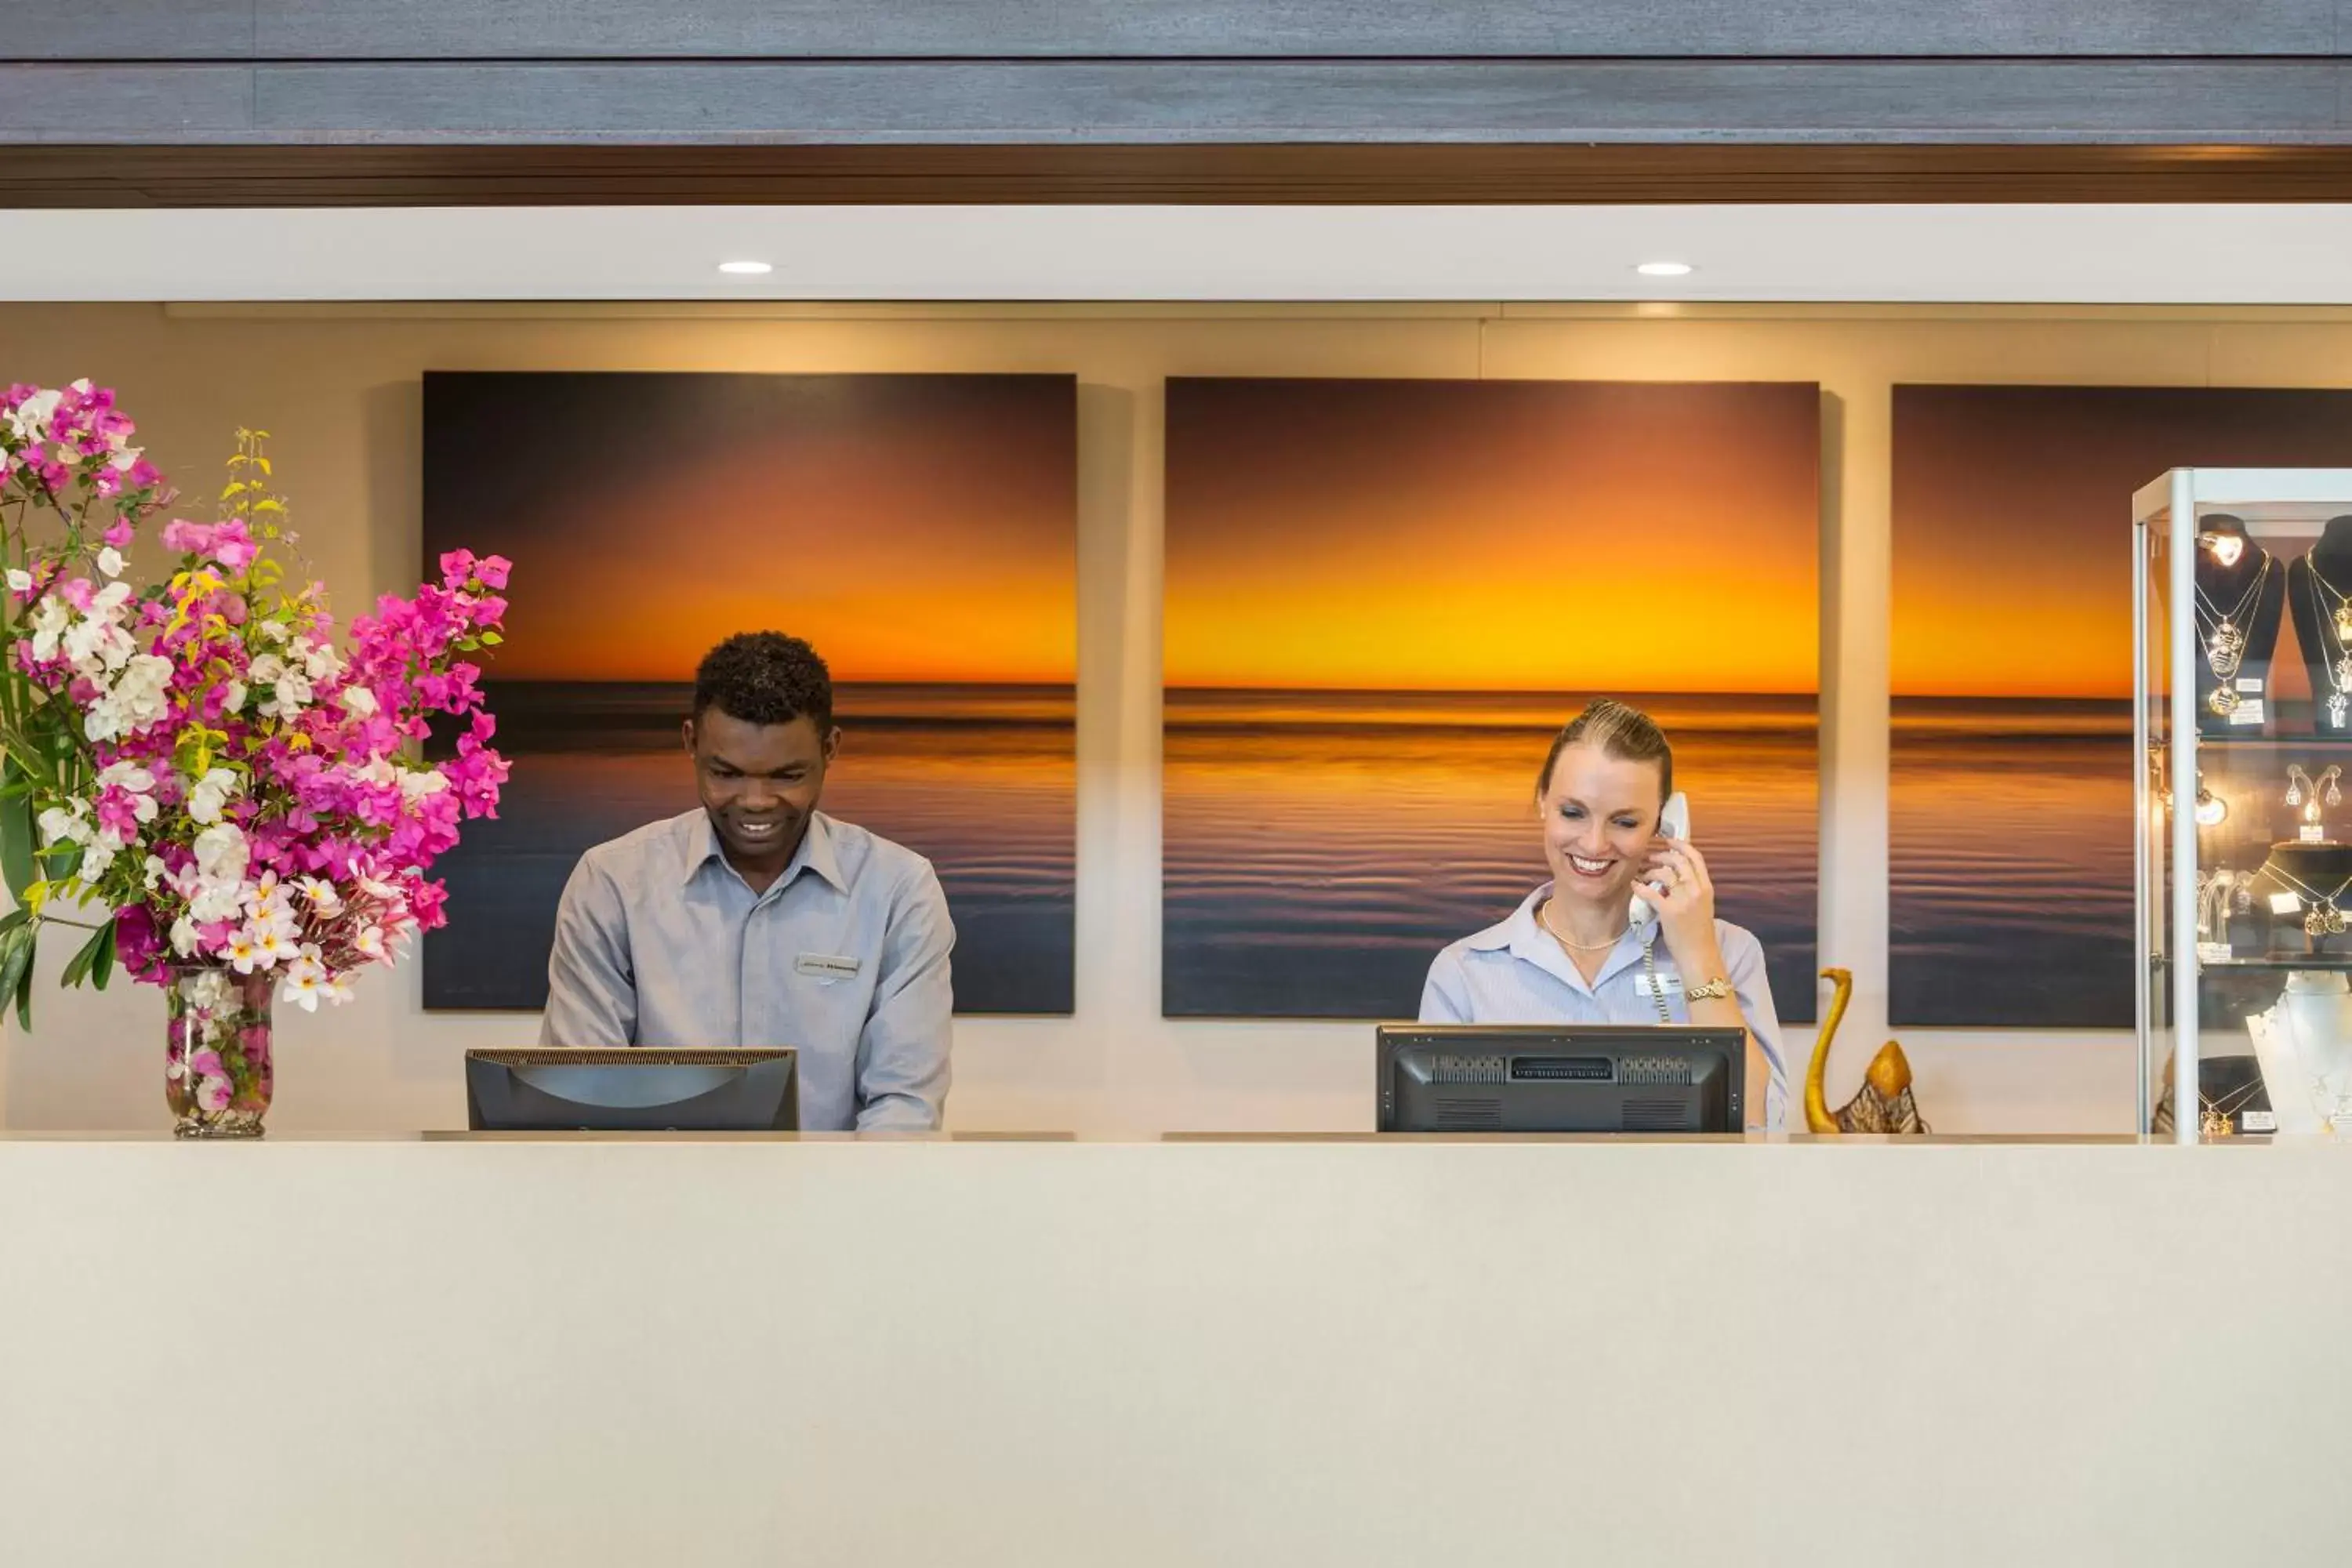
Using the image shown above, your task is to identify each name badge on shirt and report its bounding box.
[795,952,863,982]
[1636,971,1684,1000]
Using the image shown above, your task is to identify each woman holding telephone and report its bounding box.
[1419,699,1788,1130]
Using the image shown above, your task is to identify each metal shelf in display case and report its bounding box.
[2135,470,2352,1143]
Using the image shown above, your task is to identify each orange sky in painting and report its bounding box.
[1892,386,2352,699]
[1163,379,1820,693]
[423,373,1075,684]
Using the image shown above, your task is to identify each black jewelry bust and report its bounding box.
[2256,840,2352,955]
[2285,514,2352,734]
[2193,514,2285,738]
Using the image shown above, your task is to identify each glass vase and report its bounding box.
[165,967,275,1138]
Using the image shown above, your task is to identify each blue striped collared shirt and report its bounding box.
[1420,884,1788,1130]
[539,808,955,1132]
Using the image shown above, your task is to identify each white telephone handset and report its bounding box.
[1628,791,1692,930]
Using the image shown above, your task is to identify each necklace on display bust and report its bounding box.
[2312,557,2352,641]
[2310,564,2352,726]
[2276,1004,2352,1131]
[2198,1073,2269,1139]
[2196,554,2271,713]
[2271,863,2352,936]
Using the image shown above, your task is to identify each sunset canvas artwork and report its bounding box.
[419,372,1076,1013]
[1163,377,1823,1022]
[1889,384,2352,1028]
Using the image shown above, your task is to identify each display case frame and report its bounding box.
[2133,468,2352,1144]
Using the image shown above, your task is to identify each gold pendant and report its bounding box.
[2210,684,2241,716]
[2334,602,2352,641]
[2307,909,2328,937]
[2201,1108,2236,1138]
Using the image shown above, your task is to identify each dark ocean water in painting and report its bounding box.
[1888,698,2133,1029]
[423,682,1076,1014]
[1163,690,1820,1023]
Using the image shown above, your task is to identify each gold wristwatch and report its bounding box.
[1685,976,1735,1002]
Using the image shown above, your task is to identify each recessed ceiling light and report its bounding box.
[1635,260,1694,278]
[717,260,775,276]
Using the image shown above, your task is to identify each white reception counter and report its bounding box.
[4,1134,2350,1566]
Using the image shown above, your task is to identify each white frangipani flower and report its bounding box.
[191,822,249,883]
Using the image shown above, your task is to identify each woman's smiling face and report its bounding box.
[1537,742,1666,908]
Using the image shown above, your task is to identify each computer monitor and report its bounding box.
[465,1048,798,1132]
[1376,1025,1744,1134]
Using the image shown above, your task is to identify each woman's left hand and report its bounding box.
[1639,835,1723,969]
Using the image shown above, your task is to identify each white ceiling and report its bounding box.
[2,203,2350,303]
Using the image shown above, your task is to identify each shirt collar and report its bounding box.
[1481,882,1654,995]
[681,810,848,895]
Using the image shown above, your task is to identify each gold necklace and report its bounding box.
[2310,566,2352,727]
[2194,553,2270,707]
[2270,864,2352,936]
[1537,898,1627,952]
[2311,557,2352,641]
[2197,1073,2268,1138]
[1537,898,1673,1025]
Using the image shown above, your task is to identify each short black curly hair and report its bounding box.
[692,631,833,731]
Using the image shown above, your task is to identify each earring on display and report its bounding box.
[2288,764,2314,808]
[2326,766,2343,808]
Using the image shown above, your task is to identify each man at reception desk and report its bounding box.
[1419,699,1786,1131]
[539,632,955,1131]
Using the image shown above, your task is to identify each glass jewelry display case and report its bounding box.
[2136,470,2352,1142]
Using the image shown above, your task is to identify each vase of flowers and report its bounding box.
[165,964,275,1136]
[0,380,512,1135]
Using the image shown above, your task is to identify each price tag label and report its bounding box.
[2304,824,2328,843]
[2274,891,2305,915]
[2238,677,2266,692]
[2242,1111,2278,1134]
[2197,942,2233,964]
[2230,699,2267,725]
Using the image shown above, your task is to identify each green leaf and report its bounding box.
[37,840,82,885]
[88,916,115,993]
[480,631,503,646]
[60,920,109,989]
[0,924,35,1025]
[0,764,32,901]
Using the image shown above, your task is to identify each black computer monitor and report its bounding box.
[465,1048,799,1132]
[1376,1025,1744,1134]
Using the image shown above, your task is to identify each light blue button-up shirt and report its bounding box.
[539,808,955,1131]
[1420,884,1788,1130]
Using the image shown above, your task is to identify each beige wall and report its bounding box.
[11,299,2344,1136]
